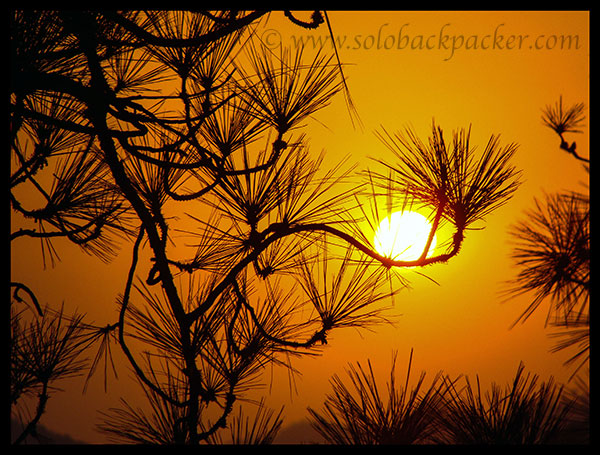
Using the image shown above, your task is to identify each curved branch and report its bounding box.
[281,221,464,269]
[101,11,267,48]
[13,380,49,444]
[558,133,589,163]
[283,11,324,29]
[232,280,328,350]
[10,282,44,316]
[419,197,446,262]
[116,226,187,408]
[10,192,119,248]
[187,218,465,324]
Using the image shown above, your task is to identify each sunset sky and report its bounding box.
[11,11,589,443]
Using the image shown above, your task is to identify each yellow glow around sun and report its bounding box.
[373,211,437,261]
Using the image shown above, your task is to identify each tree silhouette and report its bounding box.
[432,362,572,444]
[308,98,590,446]
[308,350,447,444]
[506,97,589,377]
[10,305,93,444]
[309,354,575,445]
[10,11,521,444]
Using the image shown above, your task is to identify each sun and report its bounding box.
[373,211,437,262]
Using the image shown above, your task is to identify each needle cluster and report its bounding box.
[309,354,578,445]
[506,97,589,379]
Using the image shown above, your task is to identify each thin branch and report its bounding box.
[13,380,49,444]
[101,11,267,48]
[10,282,44,317]
[232,280,327,349]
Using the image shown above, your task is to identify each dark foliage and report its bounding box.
[10,10,522,444]
[310,354,583,445]
[506,97,589,378]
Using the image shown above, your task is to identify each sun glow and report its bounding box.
[373,211,437,262]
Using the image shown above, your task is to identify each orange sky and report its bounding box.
[11,11,589,443]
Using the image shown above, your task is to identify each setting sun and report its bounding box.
[373,211,437,261]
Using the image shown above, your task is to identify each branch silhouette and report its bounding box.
[310,352,579,444]
[10,10,522,444]
[506,97,589,379]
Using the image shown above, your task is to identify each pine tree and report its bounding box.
[10,11,521,444]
